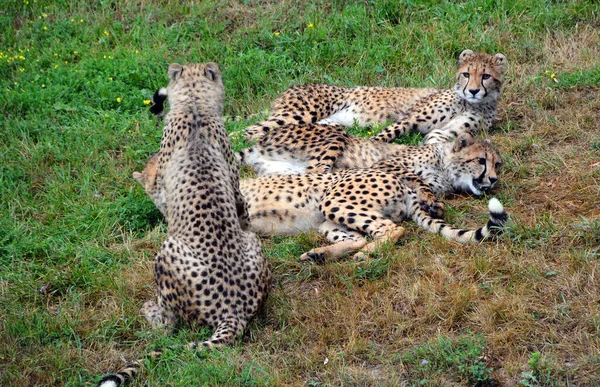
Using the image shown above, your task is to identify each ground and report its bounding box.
[0,1,599,386]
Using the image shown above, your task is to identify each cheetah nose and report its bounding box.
[468,89,480,96]
[489,177,498,185]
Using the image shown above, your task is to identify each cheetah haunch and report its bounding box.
[244,49,506,145]
[98,62,270,387]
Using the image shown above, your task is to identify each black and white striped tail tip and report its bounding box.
[149,87,167,115]
[97,374,123,387]
[488,198,507,222]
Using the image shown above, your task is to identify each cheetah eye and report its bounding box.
[478,157,486,165]
[462,72,470,78]
[482,74,491,80]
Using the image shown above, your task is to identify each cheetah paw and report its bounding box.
[141,301,161,324]
[299,251,325,264]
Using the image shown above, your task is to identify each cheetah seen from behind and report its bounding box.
[98,62,271,387]
[244,49,507,144]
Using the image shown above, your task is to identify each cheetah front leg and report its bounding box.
[300,221,367,263]
[422,111,482,145]
[371,92,461,143]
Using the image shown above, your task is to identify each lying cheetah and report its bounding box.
[135,152,507,262]
[244,49,507,144]
[238,125,502,197]
[98,62,270,386]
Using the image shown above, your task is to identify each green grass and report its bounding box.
[396,333,493,386]
[2,0,600,386]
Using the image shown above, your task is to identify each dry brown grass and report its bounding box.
[222,25,600,386]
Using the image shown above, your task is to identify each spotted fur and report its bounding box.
[98,62,270,387]
[238,124,502,197]
[242,50,506,145]
[241,169,507,262]
[136,154,506,262]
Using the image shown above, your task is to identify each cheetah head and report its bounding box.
[454,49,507,104]
[132,152,166,216]
[166,62,225,115]
[447,133,502,196]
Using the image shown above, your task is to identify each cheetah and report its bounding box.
[243,49,507,145]
[240,173,506,262]
[98,62,270,387]
[135,154,507,262]
[238,124,502,197]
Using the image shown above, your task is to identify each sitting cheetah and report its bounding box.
[98,62,270,387]
[135,153,507,262]
[238,125,502,197]
[243,49,507,144]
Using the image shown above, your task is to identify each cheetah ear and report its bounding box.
[168,63,183,81]
[132,171,145,185]
[458,49,475,65]
[493,53,507,71]
[204,62,221,82]
[453,133,474,152]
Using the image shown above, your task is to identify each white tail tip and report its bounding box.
[488,197,504,214]
[158,87,168,97]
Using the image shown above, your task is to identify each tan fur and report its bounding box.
[238,128,502,197]
[99,62,271,387]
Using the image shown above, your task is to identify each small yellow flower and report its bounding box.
[19,68,25,72]
[143,99,151,105]
[135,49,139,54]
[103,55,107,59]
[103,30,109,36]
[64,60,68,64]
[71,18,75,22]
[550,73,556,79]
[307,23,314,28]
[18,55,24,60]
[73,51,78,55]
[79,19,83,23]
[42,84,45,88]
[274,31,280,36]
[43,25,47,30]
[54,64,58,68]
[109,77,113,81]
[116,97,121,103]
[42,13,47,18]
[24,0,29,4]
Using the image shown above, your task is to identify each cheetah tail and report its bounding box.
[149,87,168,116]
[97,357,145,387]
[97,318,240,386]
[413,198,507,243]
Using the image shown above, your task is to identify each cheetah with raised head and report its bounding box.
[135,153,507,262]
[98,62,270,387]
[243,49,507,144]
[238,124,502,197]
